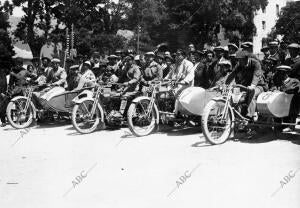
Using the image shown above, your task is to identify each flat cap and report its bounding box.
[276,65,292,72]
[84,61,91,67]
[287,43,300,49]
[241,42,253,49]
[269,41,279,47]
[145,51,155,56]
[69,65,80,70]
[107,54,119,60]
[213,46,224,51]
[218,60,232,66]
[261,46,269,52]
[51,58,61,63]
[228,43,239,51]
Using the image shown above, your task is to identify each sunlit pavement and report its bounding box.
[0,121,300,208]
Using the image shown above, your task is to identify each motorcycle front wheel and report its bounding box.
[127,99,158,137]
[6,98,35,129]
[72,100,104,134]
[201,100,233,145]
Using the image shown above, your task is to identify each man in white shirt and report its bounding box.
[40,38,56,60]
[165,49,194,115]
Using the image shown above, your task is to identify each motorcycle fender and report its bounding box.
[131,96,160,125]
[74,98,105,123]
[72,90,94,104]
[211,97,235,123]
[10,96,37,119]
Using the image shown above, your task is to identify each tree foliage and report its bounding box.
[269,1,300,44]
[10,0,269,55]
[0,1,15,72]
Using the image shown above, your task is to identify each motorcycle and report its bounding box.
[6,83,92,129]
[201,84,300,145]
[71,83,141,134]
[127,80,218,137]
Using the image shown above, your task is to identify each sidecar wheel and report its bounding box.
[6,99,35,129]
[72,100,103,134]
[127,99,158,137]
[201,100,233,145]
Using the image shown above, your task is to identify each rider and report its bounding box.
[140,51,163,86]
[46,58,67,88]
[9,57,36,95]
[227,50,267,119]
[73,61,96,91]
[163,54,175,79]
[268,41,281,64]
[118,55,141,94]
[165,49,194,115]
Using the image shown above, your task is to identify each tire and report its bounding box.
[127,99,159,137]
[72,100,104,134]
[201,100,233,145]
[6,98,35,129]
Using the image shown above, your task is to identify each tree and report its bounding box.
[269,1,300,43]
[163,0,268,49]
[0,1,15,73]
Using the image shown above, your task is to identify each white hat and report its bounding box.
[51,58,61,63]
[145,52,155,56]
[84,61,91,67]
[218,60,232,66]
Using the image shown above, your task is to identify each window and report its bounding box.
[262,21,266,30]
[276,4,280,17]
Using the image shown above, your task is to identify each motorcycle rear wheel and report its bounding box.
[127,99,158,137]
[6,98,35,129]
[72,100,104,134]
[201,100,233,145]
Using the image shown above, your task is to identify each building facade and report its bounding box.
[252,0,297,55]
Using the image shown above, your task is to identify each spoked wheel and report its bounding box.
[72,100,104,134]
[6,98,35,129]
[127,99,158,137]
[201,100,233,145]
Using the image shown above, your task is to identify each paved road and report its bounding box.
[0,121,300,208]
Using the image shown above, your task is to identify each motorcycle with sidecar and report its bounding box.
[71,83,142,134]
[126,79,218,137]
[6,83,93,129]
[201,83,300,145]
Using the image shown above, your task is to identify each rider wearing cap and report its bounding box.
[73,61,96,91]
[140,51,163,86]
[227,50,266,118]
[268,41,281,64]
[46,58,67,88]
[241,41,259,61]
[284,43,300,79]
[117,55,141,94]
[9,57,36,95]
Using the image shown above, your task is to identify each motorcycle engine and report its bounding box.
[106,110,123,126]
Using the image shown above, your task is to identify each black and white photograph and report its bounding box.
[0,0,300,207]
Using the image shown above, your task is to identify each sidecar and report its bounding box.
[178,87,220,116]
[257,91,294,118]
[38,87,94,113]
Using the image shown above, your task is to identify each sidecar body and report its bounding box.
[178,87,220,116]
[39,87,93,113]
[257,91,294,118]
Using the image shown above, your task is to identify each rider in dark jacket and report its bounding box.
[227,50,267,118]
